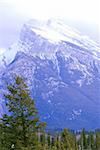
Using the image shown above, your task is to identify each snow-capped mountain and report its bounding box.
[0,19,100,130]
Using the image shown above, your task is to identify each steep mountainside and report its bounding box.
[0,19,100,130]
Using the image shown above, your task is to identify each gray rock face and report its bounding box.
[0,19,100,130]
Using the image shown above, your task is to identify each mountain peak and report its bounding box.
[0,18,100,129]
[25,19,100,52]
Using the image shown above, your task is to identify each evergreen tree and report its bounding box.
[61,128,78,150]
[0,76,46,149]
[54,133,62,150]
[88,132,95,149]
[47,133,51,148]
[80,128,88,150]
[95,131,100,150]
[40,131,46,148]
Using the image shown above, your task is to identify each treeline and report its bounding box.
[0,76,100,150]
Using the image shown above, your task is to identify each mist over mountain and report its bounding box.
[0,19,100,130]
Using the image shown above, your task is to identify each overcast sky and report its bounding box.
[0,0,100,52]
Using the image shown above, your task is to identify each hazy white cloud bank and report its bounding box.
[0,0,99,49]
[3,0,99,23]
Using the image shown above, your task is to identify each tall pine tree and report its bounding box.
[0,76,46,149]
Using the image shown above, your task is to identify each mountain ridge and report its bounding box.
[0,19,100,129]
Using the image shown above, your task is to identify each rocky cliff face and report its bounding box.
[0,19,100,129]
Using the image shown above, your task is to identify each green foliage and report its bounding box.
[0,76,46,149]
[87,132,95,149]
[95,131,100,150]
[61,128,78,150]
[80,128,88,149]
[54,134,62,150]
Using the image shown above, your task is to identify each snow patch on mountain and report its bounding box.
[29,19,100,53]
